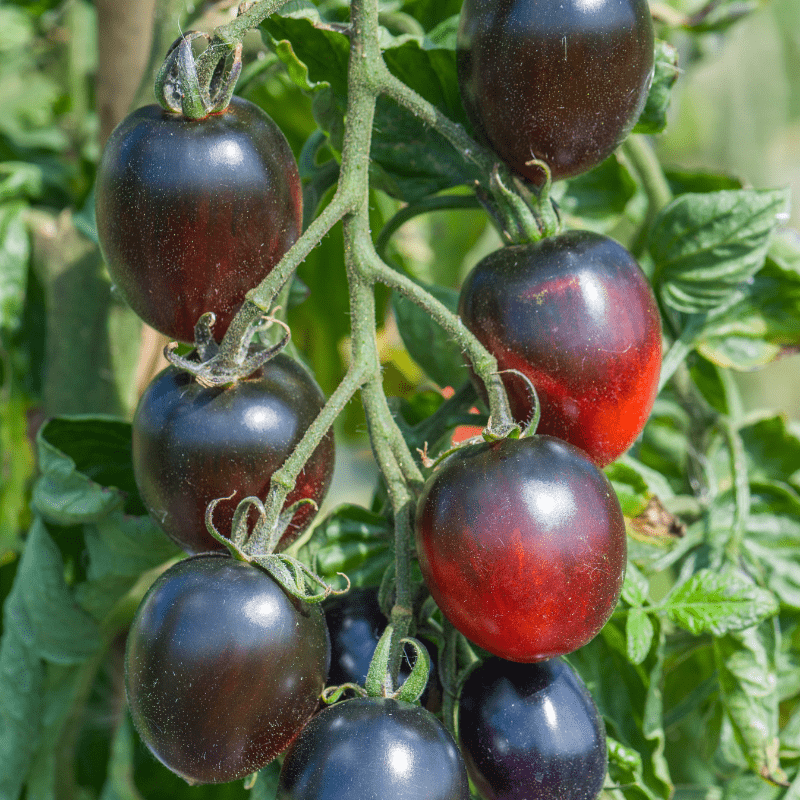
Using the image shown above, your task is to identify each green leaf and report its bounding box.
[649,188,790,314]
[568,620,672,800]
[250,760,282,800]
[392,282,468,388]
[627,607,655,665]
[661,568,778,636]
[555,156,638,223]
[633,40,679,135]
[76,514,179,621]
[0,393,34,550]
[311,505,393,587]
[0,596,45,799]
[5,518,101,664]
[665,169,744,196]
[0,201,29,337]
[696,229,800,369]
[99,714,144,800]
[262,12,478,201]
[606,461,653,517]
[715,624,784,783]
[32,416,143,524]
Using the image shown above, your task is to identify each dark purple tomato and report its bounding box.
[132,352,334,554]
[457,0,654,182]
[414,435,626,662]
[277,697,470,800]
[458,231,662,467]
[125,554,330,785]
[458,658,607,800]
[96,96,302,343]
[324,586,442,710]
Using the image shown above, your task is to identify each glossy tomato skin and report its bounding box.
[458,231,661,467]
[277,697,470,800]
[96,96,302,342]
[125,554,331,785]
[457,0,654,182]
[324,586,442,710]
[458,658,607,800]
[414,435,626,662]
[132,352,334,554]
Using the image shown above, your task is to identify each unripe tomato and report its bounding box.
[96,96,302,342]
[458,231,661,467]
[457,0,654,182]
[125,554,330,785]
[133,353,334,554]
[414,435,626,662]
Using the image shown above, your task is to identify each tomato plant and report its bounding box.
[3,0,798,798]
[458,230,662,466]
[125,553,331,785]
[414,435,626,662]
[132,352,334,554]
[276,697,470,799]
[95,95,302,343]
[458,657,607,800]
[457,0,654,182]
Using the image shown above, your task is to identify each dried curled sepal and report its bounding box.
[164,314,291,386]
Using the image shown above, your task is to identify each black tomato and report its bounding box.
[96,96,302,342]
[457,0,654,182]
[125,554,330,785]
[458,231,661,467]
[132,352,334,554]
[276,697,470,800]
[323,586,442,710]
[458,658,607,800]
[414,435,626,662]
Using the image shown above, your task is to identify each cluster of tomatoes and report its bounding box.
[94,0,663,794]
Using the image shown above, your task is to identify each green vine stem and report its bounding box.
[621,134,674,259]
[201,0,525,681]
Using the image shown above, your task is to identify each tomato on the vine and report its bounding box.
[414,435,626,662]
[457,0,654,182]
[132,352,334,554]
[95,96,302,343]
[458,231,662,467]
[458,657,607,800]
[276,697,470,799]
[125,554,330,785]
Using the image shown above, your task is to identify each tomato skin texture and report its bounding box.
[458,231,661,467]
[95,96,302,342]
[457,0,654,182]
[125,554,331,785]
[277,697,470,800]
[414,436,626,662]
[132,352,334,554]
[458,658,607,800]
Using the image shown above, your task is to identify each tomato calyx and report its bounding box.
[476,163,561,246]
[155,31,243,119]
[164,311,290,387]
[204,493,349,604]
